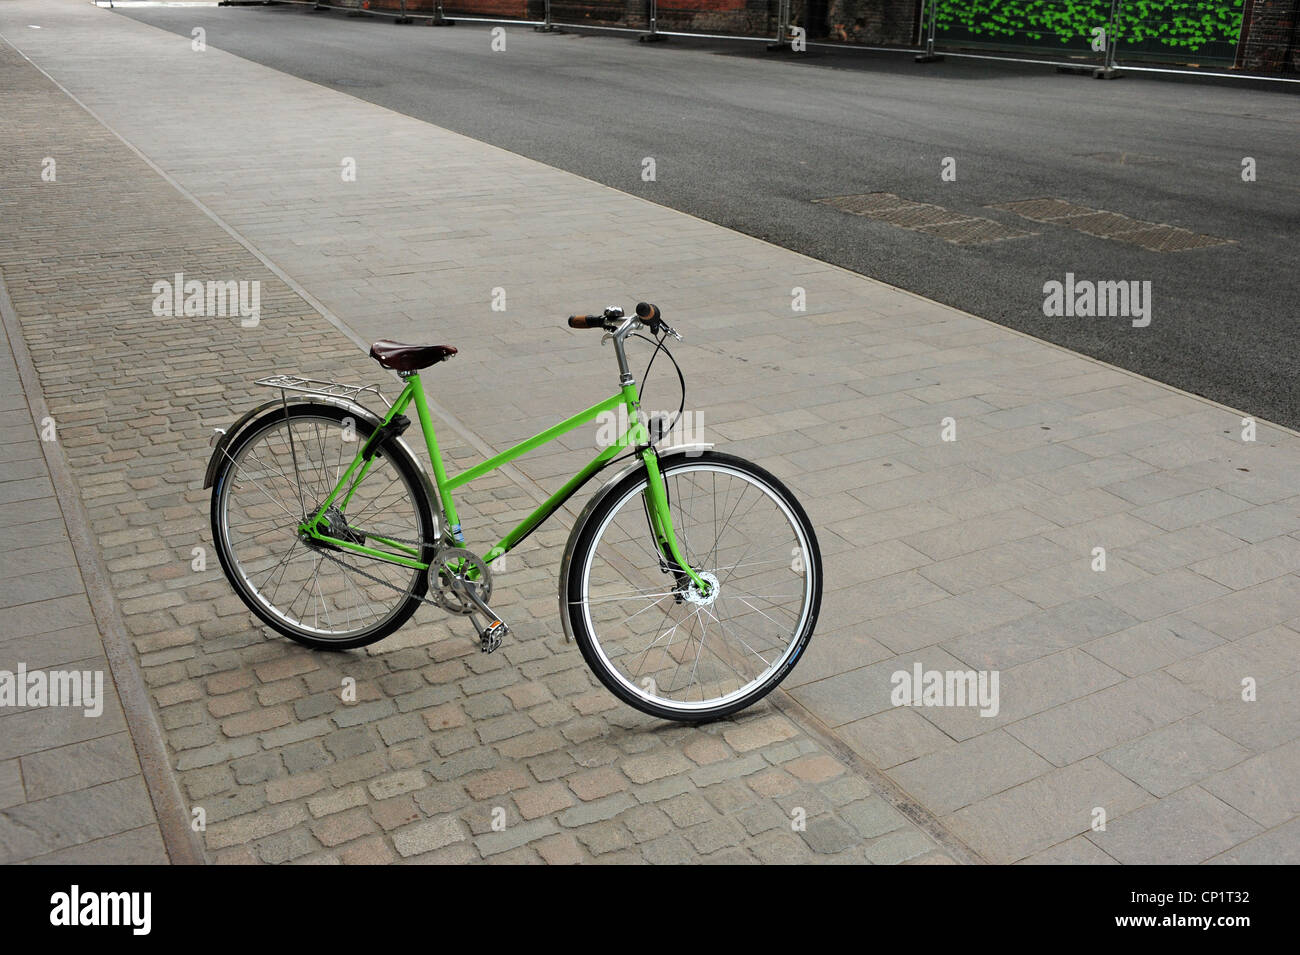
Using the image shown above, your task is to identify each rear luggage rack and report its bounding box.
[254,375,391,409]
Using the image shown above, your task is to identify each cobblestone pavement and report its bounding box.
[2,0,1298,864]
[0,29,958,865]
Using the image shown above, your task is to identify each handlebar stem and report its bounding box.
[607,317,640,388]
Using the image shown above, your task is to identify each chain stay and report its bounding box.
[310,538,490,615]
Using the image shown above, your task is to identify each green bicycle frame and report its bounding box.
[297,374,708,592]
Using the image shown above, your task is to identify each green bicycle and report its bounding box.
[205,303,822,721]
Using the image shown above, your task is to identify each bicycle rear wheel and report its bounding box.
[210,403,433,650]
[565,451,821,722]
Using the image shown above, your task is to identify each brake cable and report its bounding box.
[631,329,686,444]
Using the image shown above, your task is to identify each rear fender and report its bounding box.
[203,395,442,542]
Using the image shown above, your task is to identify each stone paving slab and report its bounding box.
[0,20,954,865]
[0,266,167,864]
[2,0,1298,864]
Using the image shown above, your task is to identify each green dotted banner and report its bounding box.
[934,0,1244,55]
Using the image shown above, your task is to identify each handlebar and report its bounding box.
[634,302,662,331]
[568,302,676,339]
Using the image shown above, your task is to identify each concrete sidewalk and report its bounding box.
[1,0,1298,863]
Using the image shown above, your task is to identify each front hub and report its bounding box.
[681,571,719,607]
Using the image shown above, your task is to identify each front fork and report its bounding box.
[640,446,711,596]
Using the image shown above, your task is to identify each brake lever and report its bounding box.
[601,315,637,346]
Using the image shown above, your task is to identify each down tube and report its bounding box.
[483,441,628,563]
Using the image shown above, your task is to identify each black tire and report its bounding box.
[565,451,822,723]
[210,402,434,650]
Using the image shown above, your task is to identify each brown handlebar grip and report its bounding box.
[568,314,605,329]
[635,302,660,323]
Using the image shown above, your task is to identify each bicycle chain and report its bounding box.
[308,535,488,614]
[309,543,444,610]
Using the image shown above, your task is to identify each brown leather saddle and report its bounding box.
[368,340,457,372]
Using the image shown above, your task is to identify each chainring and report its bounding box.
[430,547,492,615]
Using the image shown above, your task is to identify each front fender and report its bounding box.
[556,442,713,642]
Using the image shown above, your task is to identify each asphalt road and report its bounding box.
[118,4,1300,427]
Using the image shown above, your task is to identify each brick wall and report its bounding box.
[1237,0,1300,70]
[378,0,775,29]
[366,0,532,16]
[363,0,919,44]
[656,0,776,34]
[540,0,778,33]
[541,0,635,27]
[823,0,918,44]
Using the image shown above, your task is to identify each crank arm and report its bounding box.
[450,578,510,653]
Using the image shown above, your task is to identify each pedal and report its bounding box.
[453,578,509,653]
[477,619,509,654]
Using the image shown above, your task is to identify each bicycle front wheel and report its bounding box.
[565,451,822,722]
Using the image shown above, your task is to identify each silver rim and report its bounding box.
[578,463,815,713]
[217,414,425,642]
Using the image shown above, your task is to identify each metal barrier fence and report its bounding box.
[925,0,1247,69]
[287,0,790,43]
[262,0,1294,79]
